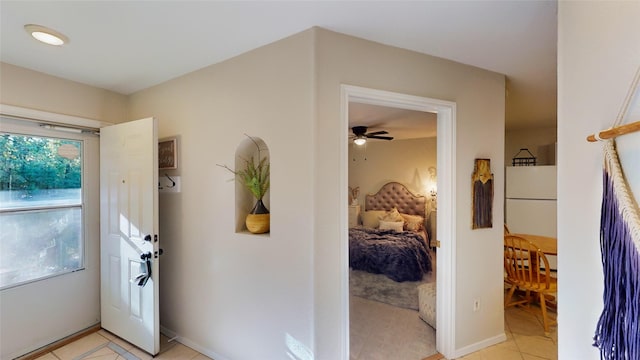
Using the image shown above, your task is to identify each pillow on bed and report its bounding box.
[401,213,425,232]
[379,207,404,222]
[379,220,404,232]
[361,210,386,228]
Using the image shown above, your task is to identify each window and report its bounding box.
[0,133,84,289]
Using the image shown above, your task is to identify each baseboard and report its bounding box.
[453,332,507,359]
[13,324,101,360]
[160,325,230,360]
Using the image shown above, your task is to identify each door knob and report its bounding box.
[133,252,152,287]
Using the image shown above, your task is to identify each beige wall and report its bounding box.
[558,2,640,358]
[128,30,315,360]
[348,137,437,212]
[313,28,505,357]
[0,62,128,123]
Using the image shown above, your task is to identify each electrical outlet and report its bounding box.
[473,298,480,312]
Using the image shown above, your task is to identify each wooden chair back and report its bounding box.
[504,235,553,291]
[504,234,557,335]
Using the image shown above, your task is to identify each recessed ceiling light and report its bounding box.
[24,24,68,46]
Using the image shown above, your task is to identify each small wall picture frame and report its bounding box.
[158,137,178,170]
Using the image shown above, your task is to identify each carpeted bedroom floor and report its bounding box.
[350,295,437,360]
[349,269,431,311]
[349,248,438,360]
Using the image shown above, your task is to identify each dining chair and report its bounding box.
[504,234,557,335]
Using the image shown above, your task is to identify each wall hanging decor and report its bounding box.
[472,158,493,229]
[590,66,640,359]
[594,140,640,359]
[158,137,178,170]
[349,186,360,205]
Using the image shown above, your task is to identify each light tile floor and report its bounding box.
[34,302,556,360]
[35,330,211,360]
[457,303,557,360]
[350,295,437,360]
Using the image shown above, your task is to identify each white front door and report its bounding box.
[100,118,159,355]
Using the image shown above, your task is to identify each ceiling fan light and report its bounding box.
[354,137,367,146]
[25,24,68,46]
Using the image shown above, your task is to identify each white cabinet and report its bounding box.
[506,165,557,270]
[506,166,557,200]
[348,205,360,228]
[505,165,557,237]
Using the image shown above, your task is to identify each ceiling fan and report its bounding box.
[350,126,394,145]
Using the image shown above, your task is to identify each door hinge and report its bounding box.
[436,240,441,248]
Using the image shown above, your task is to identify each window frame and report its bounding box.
[0,122,89,290]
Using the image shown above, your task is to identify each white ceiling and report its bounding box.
[0,1,557,131]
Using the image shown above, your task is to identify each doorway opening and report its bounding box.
[340,85,457,358]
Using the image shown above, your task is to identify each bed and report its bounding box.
[349,182,432,282]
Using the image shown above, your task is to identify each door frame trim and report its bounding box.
[340,85,457,358]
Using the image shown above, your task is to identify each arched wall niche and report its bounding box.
[234,136,270,234]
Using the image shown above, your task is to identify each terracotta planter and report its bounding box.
[246,199,270,234]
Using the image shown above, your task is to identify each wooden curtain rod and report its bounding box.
[587,120,640,142]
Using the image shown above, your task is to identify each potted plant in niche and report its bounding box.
[218,136,270,234]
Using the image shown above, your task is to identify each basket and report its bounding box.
[512,148,536,166]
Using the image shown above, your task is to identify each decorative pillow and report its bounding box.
[401,213,425,232]
[361,210,386,228]
[379,207,404,222]
[418,282,437,329]
[379,220,404,232]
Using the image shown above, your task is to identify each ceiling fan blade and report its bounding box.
[366,130,388,136]
[368,135,394,140]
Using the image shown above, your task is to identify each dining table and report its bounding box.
[511,233,557,256]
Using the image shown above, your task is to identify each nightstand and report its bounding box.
[349,205,361,227]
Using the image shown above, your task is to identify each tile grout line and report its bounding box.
[509,307,557,360]
[506,309,530,360]
[62,339,140,360]
[107,342,140,360]
[70,343,109,360]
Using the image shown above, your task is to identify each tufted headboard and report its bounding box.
[365,182,426,218]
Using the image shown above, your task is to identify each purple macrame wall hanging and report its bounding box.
[593,140,640,359]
